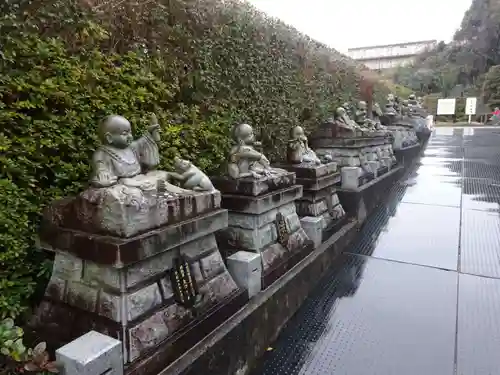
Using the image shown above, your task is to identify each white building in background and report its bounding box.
[347,40,437,71]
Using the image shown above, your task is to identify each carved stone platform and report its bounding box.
[44,175,221,238]
[213,175,314,288]
[274,162,347,248]
[312,137,396,189]
[31,195,246,375]
[383,116,420,151]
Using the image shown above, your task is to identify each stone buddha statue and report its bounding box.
[334,107,362,136]
[287,126,322,165]
[384,95,397,116]
[401,100,410,116]
[408,94,419,107]
[355,101,377,132]
[342,102,356,119]
[227,123,287,179]
[372,102,383,123]
[393,95,401,114]
[372,103,390,133]
[90,114,196,194]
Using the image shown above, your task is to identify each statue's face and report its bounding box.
[104,116,133,149]
[292,126,305,140]
[337,107,346,117]
[358,101,367,110]
[239,124,255,144]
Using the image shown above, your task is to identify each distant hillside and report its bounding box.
[389,0,500,108]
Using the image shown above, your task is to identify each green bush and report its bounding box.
[0,0,394,319]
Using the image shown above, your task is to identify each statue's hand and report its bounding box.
[95,171,116,187]
[260,155,270,167]
[147,123,160,133]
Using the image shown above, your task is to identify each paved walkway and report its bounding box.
[253,127,500,375]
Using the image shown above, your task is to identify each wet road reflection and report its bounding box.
[253,127,500,375]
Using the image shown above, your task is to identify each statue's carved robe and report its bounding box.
[91,133,159,187]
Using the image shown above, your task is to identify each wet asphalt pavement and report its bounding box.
[253,127,500,375]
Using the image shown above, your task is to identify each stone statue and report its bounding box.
[408,94,419,107]
[355,101,377,131]
[227,123,287,179]
[334,107,361,136]
[90,114,198,194]
[371,103,390,133]
[342,102,356,119]
[384,95,397,116]
[372,102,384,122]
[287,126,322,165]
[401,100,410,116]
[169,157,215,191]
[393,96,401,114]
[90,114,163,189]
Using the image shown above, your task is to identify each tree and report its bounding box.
[482,65,500,109]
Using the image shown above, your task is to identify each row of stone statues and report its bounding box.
[88,93,424,193]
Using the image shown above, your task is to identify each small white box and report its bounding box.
[56,331,123,375]
[341,167,360,190]
[227,251,262,298]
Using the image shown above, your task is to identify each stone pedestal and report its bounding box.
[312,136,395,190]
[274,162,347,247]
[337,166,403,224]
[31,188,246,375]
[212,174,314,288]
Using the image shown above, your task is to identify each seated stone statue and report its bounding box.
[372,102,383,122]
[342,102,356,120]
[408,94,419,107]
[287,126,323,165]
[384,97,397,116]
[90,114,193,194]
[227,123,287,179]
[334,107,362,137]
[372,103,390,133]
[401,100,410,116]
[393,95,401,114]
[355,101,377,132]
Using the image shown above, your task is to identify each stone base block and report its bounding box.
[216,186,314,289]
[42,180,221,238]
[31,217,247,374]
[273,162,337,179]
[300,216,323,249]
[211,173,296,197]
[394,143,421,166]
[276,162,347,246]
[337,166,403,224]
[161,220,359,375]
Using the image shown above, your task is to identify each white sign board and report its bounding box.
[465,97,477,115]
[437,98,456,115]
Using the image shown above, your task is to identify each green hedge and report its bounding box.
[0,0,393,319]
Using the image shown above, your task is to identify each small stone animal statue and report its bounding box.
[170,157,215,191]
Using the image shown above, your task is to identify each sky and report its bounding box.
[247,0,473,53]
